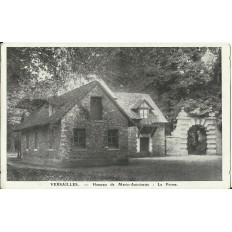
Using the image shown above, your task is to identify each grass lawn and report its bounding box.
[7,155,222,181]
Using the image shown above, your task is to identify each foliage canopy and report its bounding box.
[7,47,222,129]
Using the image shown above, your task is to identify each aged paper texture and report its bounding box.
[1,43,231,188]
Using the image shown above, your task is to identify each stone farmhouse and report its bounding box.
[14,80,168,167]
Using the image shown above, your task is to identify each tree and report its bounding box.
[7,47,222,150]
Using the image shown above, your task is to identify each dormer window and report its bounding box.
[135,100,154,124]
[138,101,150,119]
[139,109,148,118]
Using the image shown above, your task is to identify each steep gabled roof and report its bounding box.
[114,92,167,123]
[14,106,48,130]
[14,81,97,131]
[14,81,136,131]
[14,80,167,131]
[47,81,97,107]
[47,81,135,126]
[131,99,154,110]
[15,98,47,110]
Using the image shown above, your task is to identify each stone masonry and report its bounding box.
[166,108,220,156]
[58,84,129,160]
[18,81,168,166]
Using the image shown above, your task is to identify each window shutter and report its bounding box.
[90,97,102,120]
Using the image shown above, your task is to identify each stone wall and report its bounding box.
[58,84,129,160]
[152,126,165,156]
[216,128,222,155]
[166,136,180,156]
[128,126,138,156]
[166,108,220,156]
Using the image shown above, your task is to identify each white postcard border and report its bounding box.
[1,43,231,189]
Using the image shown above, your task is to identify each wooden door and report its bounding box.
[140,137,149,153]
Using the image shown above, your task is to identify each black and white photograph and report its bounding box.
[1,44,230,188]
[1,2,232,232]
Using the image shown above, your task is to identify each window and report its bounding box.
[26,133,29,149]
[73,128,86,148]
[139,109,148,118]
[49,129,54,149]
[34,130,38,149]
[108,129,119,149]
[90,97,102,120]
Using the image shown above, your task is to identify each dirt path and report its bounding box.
[7,155,222,181]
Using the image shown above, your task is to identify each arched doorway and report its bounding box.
[187,125,207,155]
[168,108,217,156]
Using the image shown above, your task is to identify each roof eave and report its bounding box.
[131,99,154,110]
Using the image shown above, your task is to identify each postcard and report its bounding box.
[1,43,230,188]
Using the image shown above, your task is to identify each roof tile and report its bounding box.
[14,81,167,131]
